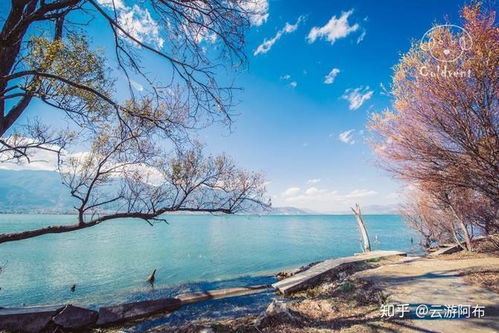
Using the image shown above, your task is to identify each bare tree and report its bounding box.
[401,186,470,250]
[0,125,267,244]
[0,1,270,243]
[0,0,264,158]
[369,4,498,241]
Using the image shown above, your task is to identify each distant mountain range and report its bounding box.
[0,170,398,215]
[0,170,76,213]
[324,204,400,215]
[269,206,317,215]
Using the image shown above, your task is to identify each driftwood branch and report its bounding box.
[351,203,371,252]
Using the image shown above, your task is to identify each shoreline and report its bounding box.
[1,249,418,309]
[142,250,499,333]
[1,242,498,332]
[0,251,406,332]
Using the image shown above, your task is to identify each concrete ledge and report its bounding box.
[177,285,269,305]
[0,305,64,333]
[52,304,98,329]
[96,298,182,326]
[272,250,407,295]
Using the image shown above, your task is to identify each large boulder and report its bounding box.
[52,304,98,329]
[96,298,182,326]
[0,305,63,333]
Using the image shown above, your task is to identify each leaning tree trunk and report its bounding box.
[448,220,466,251]
[351,203,371,252]
[448,205,472,251]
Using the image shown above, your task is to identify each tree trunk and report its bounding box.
[351,203,371,252]
[0,221,97,244]
[448,205,473,251]
[0,207,234,244]
[448,220,466,250]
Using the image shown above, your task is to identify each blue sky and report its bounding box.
[200,0,468,212]
[1,0,473,213]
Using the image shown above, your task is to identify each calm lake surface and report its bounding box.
[0,214,418,308]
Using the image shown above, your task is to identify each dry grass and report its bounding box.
[433,250,497,260]
[461,269,499,294]
[429,235,499,260]
[148,315,260,333]
[475,234,499,254]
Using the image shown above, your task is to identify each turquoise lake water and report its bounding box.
[0,214,418,309]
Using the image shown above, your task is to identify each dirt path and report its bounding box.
[354,256,499,333]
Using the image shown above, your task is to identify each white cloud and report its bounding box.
[96,0,164,48]
[344,189,377,199]
[281,74,291,80]
[0,148,59,171]
[356,30,366,44]
[0,141,165,186]
[282,187,301,197]
[116,162,164,186]
[342,86,373,110]
[278,186,377,212]
[96,0,268,49]
[183,24,218,45]
[324,68,340,84]
[338,129,355,144]
[118,5,164,48]
[254,16,304,55]
[241,0,269,26]
[0,136,65,171]
[97,0,125,10]
[289,81,297,88]
[130,79,143,92]
[307,9,359,44]
[305,186,322,195]
[307,178,321,184]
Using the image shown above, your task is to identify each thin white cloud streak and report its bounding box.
[338,129,355,144]
[342,86,373,110]
[307,9,359,44]
[254,16,304,55]
[130,79,144,92]
[324,68,340,84]
[356,30,366,44]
